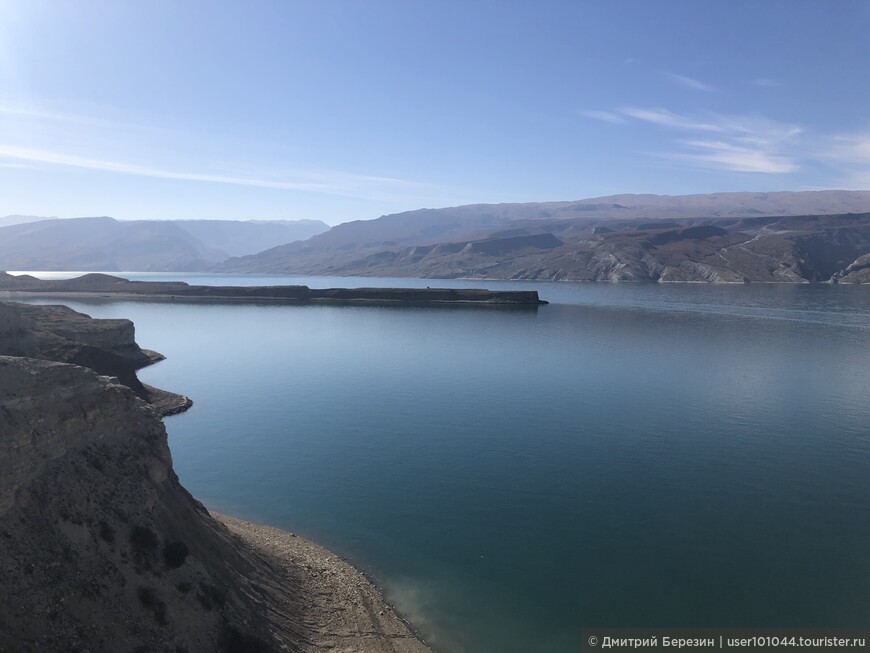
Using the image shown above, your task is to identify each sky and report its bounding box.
[0,0,869,226]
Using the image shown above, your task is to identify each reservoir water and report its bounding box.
[18,275,870,652]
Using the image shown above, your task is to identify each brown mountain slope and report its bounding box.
[215,191,870,281]
[219,211,870,283]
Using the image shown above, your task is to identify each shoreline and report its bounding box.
[213,512,435,653]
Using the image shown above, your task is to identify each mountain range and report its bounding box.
[0,216,328,272]
[4,191,870,282]
[216,191,870,283]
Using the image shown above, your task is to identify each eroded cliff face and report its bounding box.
[0,356,285,652]
[11,302,155,363]
[0,303,284,651]
[0,301,189,415]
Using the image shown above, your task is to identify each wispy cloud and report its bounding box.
[668,140,798,173]
[659,71,715,93]
[618,107,725,133]
[0,144,427,199]
[593,107,803,174]
[0,102,450,204]
[620,108,801,143]
[824,133,870,166]
[819,132,870,188]
[579,110,626,125]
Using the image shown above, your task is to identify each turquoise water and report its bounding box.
[20,277,870,652]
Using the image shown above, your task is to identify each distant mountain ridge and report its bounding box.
[215,190,870,283]
[0,216,328,272]
[0,214,57,228]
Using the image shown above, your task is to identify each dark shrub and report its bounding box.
[129,526,158,553]
[137,586,167,626]
[99,521,115,544]
[162,541,190,569]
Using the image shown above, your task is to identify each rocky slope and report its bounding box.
[0,302,431,652]
[0,356,278,652]
[219,209,870,283]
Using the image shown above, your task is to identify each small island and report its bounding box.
[0,272,547,305]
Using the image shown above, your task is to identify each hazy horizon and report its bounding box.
[6,187,870,229]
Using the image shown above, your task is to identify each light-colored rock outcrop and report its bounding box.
[837,253,870,283]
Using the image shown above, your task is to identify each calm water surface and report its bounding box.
[20,275,870,653]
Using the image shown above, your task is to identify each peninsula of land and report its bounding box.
[0,272,547,305]
[0,300,432,652]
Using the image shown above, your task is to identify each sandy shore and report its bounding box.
[214,513,433,653]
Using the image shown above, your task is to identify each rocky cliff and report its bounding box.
[0,300,190,415]
[0,302,431,652]
[0,355,284,651]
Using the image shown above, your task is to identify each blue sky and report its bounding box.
[1,0,869,225]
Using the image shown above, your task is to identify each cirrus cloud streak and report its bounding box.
[0,144,430,201]
[583,106,802,174]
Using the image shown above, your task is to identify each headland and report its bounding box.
[0,272,547,305]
